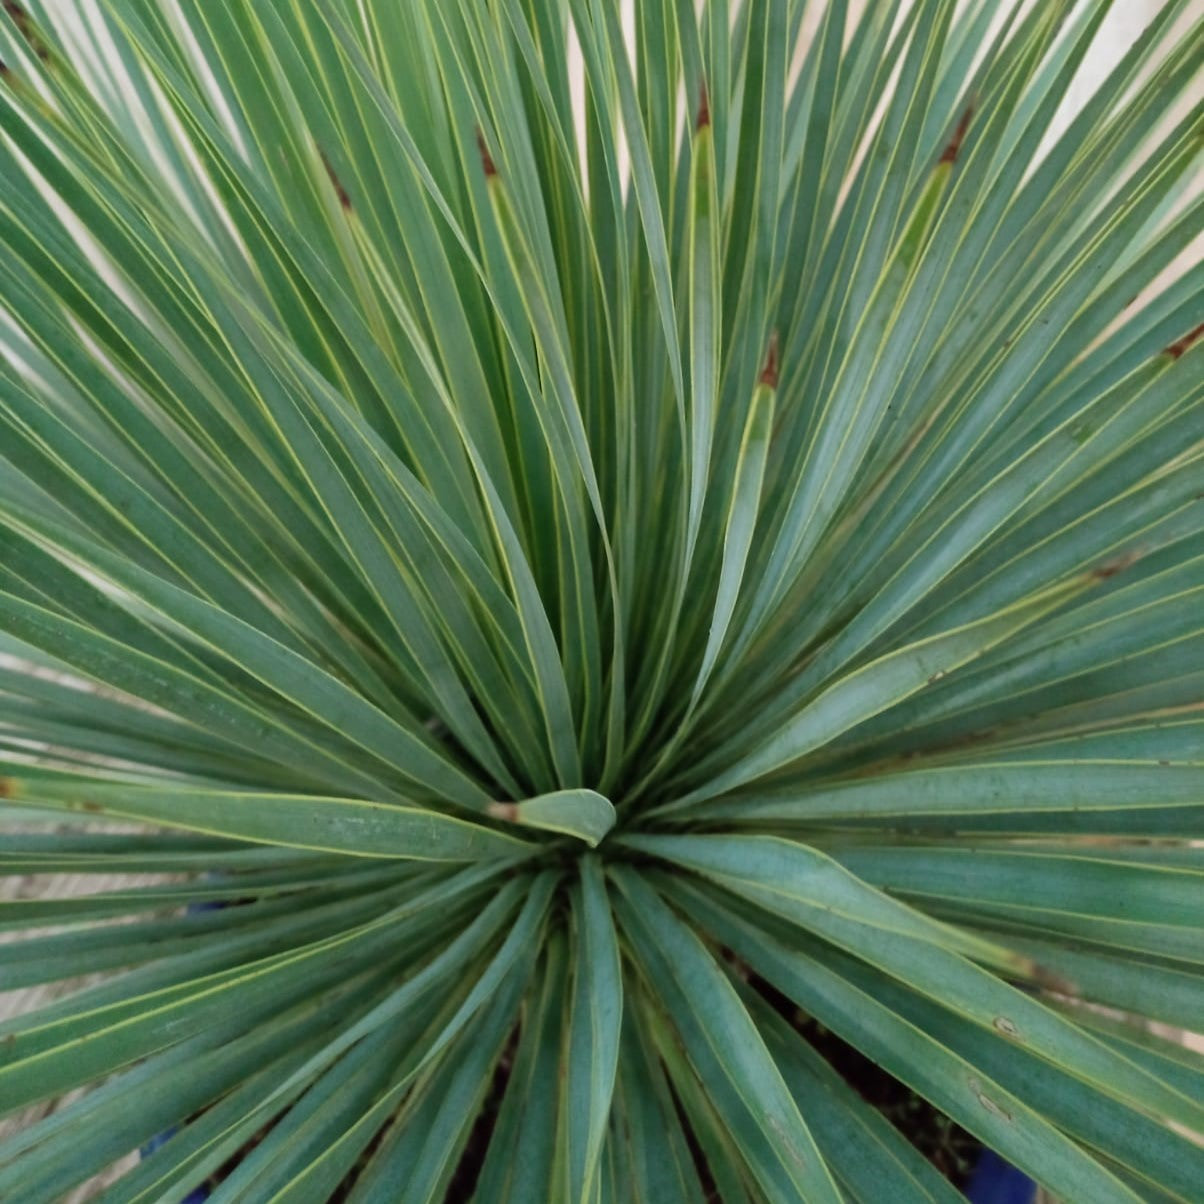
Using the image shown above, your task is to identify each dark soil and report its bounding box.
[751,973,982,1188]
[440,1026,518,1202]
[331,973,980,1203]
[793,1013,982,1185]
[174,960,980,1201]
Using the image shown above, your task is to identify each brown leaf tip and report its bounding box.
[939,99,975,165]
[487,800,518,822]
[0,777,11,798]
[1091,549,1140,581]
[758,331,780,389]
[696,79,710,131]
[1165,320,1204,360]
[475,126,497,178]
[319,150,351,210]
[1028,963,1078,997]
[4,2,49,60]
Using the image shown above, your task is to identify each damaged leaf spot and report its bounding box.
[1165,321,1204,360]
[939,100,975,165]
[759,331,780,389]
[4,2,49,61]
[992,1016,1019,1038]
[969,1078,1013,1122]
[696,79,711,131]
[319,150,352,210]
[475,126,497,178]
[1090,550,1140,581]
[1029,963,1078,997]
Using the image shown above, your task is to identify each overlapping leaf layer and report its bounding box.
[0,1,1201,1199]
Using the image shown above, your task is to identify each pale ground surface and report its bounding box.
[0,864,165,1195]
[3,0,1201,1198]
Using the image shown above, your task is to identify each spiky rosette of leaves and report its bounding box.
[0,1,1202,1200]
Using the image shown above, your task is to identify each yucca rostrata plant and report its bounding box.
[0,0,1202,1199]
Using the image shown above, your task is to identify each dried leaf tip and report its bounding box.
[487,800,519,821]
[1027,962,1078,997]
[939,99,975,165]
[0,777,12,798]
[1165,320,1204,360]
[319,150,351,210]
[696,79,711,131]
[1091,549,1140,581]
[475,126,497,178]
[4,1,49,60]
[758,331,780,389]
